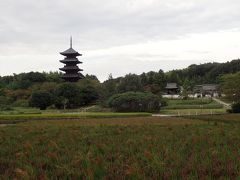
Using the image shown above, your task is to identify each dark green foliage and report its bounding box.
[78,85,99,106]
[108,92,160,112]
[12,99,29,107]
[160,98,168,107]
[0,96,13,111]
[0,105,13,111]
[5,72,47,90]
[54,83,99,109]
[54,83,82,109]
[0,88,5,96]
[44,72,63,83]
[0,96,13,106]
[101,70,167,99]
[220,72,240,101]
[21,72,46,83]
[231,102,240,113]
[29,91,53,110]
[168,60,240,86]
[117,74,143,93]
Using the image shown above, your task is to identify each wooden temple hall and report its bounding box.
[59,37,84,82]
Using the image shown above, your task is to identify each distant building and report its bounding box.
[165,83,180,95]
[194,84,219,97]
[59,37,84,82]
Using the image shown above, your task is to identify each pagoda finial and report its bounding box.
[70,36,72,48]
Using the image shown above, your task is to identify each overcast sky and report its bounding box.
[1,0,240,81]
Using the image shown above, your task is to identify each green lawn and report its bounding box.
[161,98,226,115]
[0,106,110,115]
[0,115,240,179]
[164,98,223,110]
[166,98,213,105]
[0,112,151,122]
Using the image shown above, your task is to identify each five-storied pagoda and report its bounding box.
[59,37,83,82]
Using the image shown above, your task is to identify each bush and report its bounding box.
[54,83,82,109]
[0,105,13,111]
[29,91,53,110]
[12,99,29,107]
[108,92,160,112]
[0,96,12,106]
[231,102,240,113]
[54,83,99,109]
[160,98,168,107]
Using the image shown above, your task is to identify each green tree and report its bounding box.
[29,91,53,110]
[78,85,99,106]
[231,102,240,113]
[54,81,99,109]
[117,74,143,93]
[55,83,81,109]
[220,72,240,102]
[101,74,117,99]
[45,71,63,83]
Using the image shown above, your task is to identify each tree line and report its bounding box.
[0,59,240,111]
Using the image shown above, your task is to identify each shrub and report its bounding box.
[0,96,12,106]
[54,83,82,109]
[0,105,13,111]
[78,85,99,106]
[12,99,29,107]
[54,83,99,109]
[108,92,160,112]
[231,102,240,113]
[29,91,53,110]
[160,98,168,107]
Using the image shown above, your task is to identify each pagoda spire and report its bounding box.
[70,36,72,48]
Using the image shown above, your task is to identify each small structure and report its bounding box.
[194,84,219,97]
[59,37,83,82]
[165,83,180,95]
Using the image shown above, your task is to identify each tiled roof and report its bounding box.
[165,83,178,89]
[60,48,82,56]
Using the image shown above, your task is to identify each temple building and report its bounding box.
[193,84,219,97]
[59,37,84,82]
[165,83,180,95]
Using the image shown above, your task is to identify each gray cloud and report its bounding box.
[1,0,240,81]
[1,0,240,47]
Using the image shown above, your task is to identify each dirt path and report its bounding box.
[212,98,231,108]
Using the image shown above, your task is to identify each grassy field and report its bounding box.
[164,98,223,109]
[0,106,110,115]
[162,98,226,115]
[0,114,240,179]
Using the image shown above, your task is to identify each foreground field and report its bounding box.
[0,115,240,179]
[0,112,151,122]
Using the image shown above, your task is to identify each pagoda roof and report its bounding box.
[62,73,84,78]
[59,66,83,71]
[60,48,82,56]
[60,58,82,64]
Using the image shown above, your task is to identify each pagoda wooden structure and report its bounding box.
[59,37,83,82]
